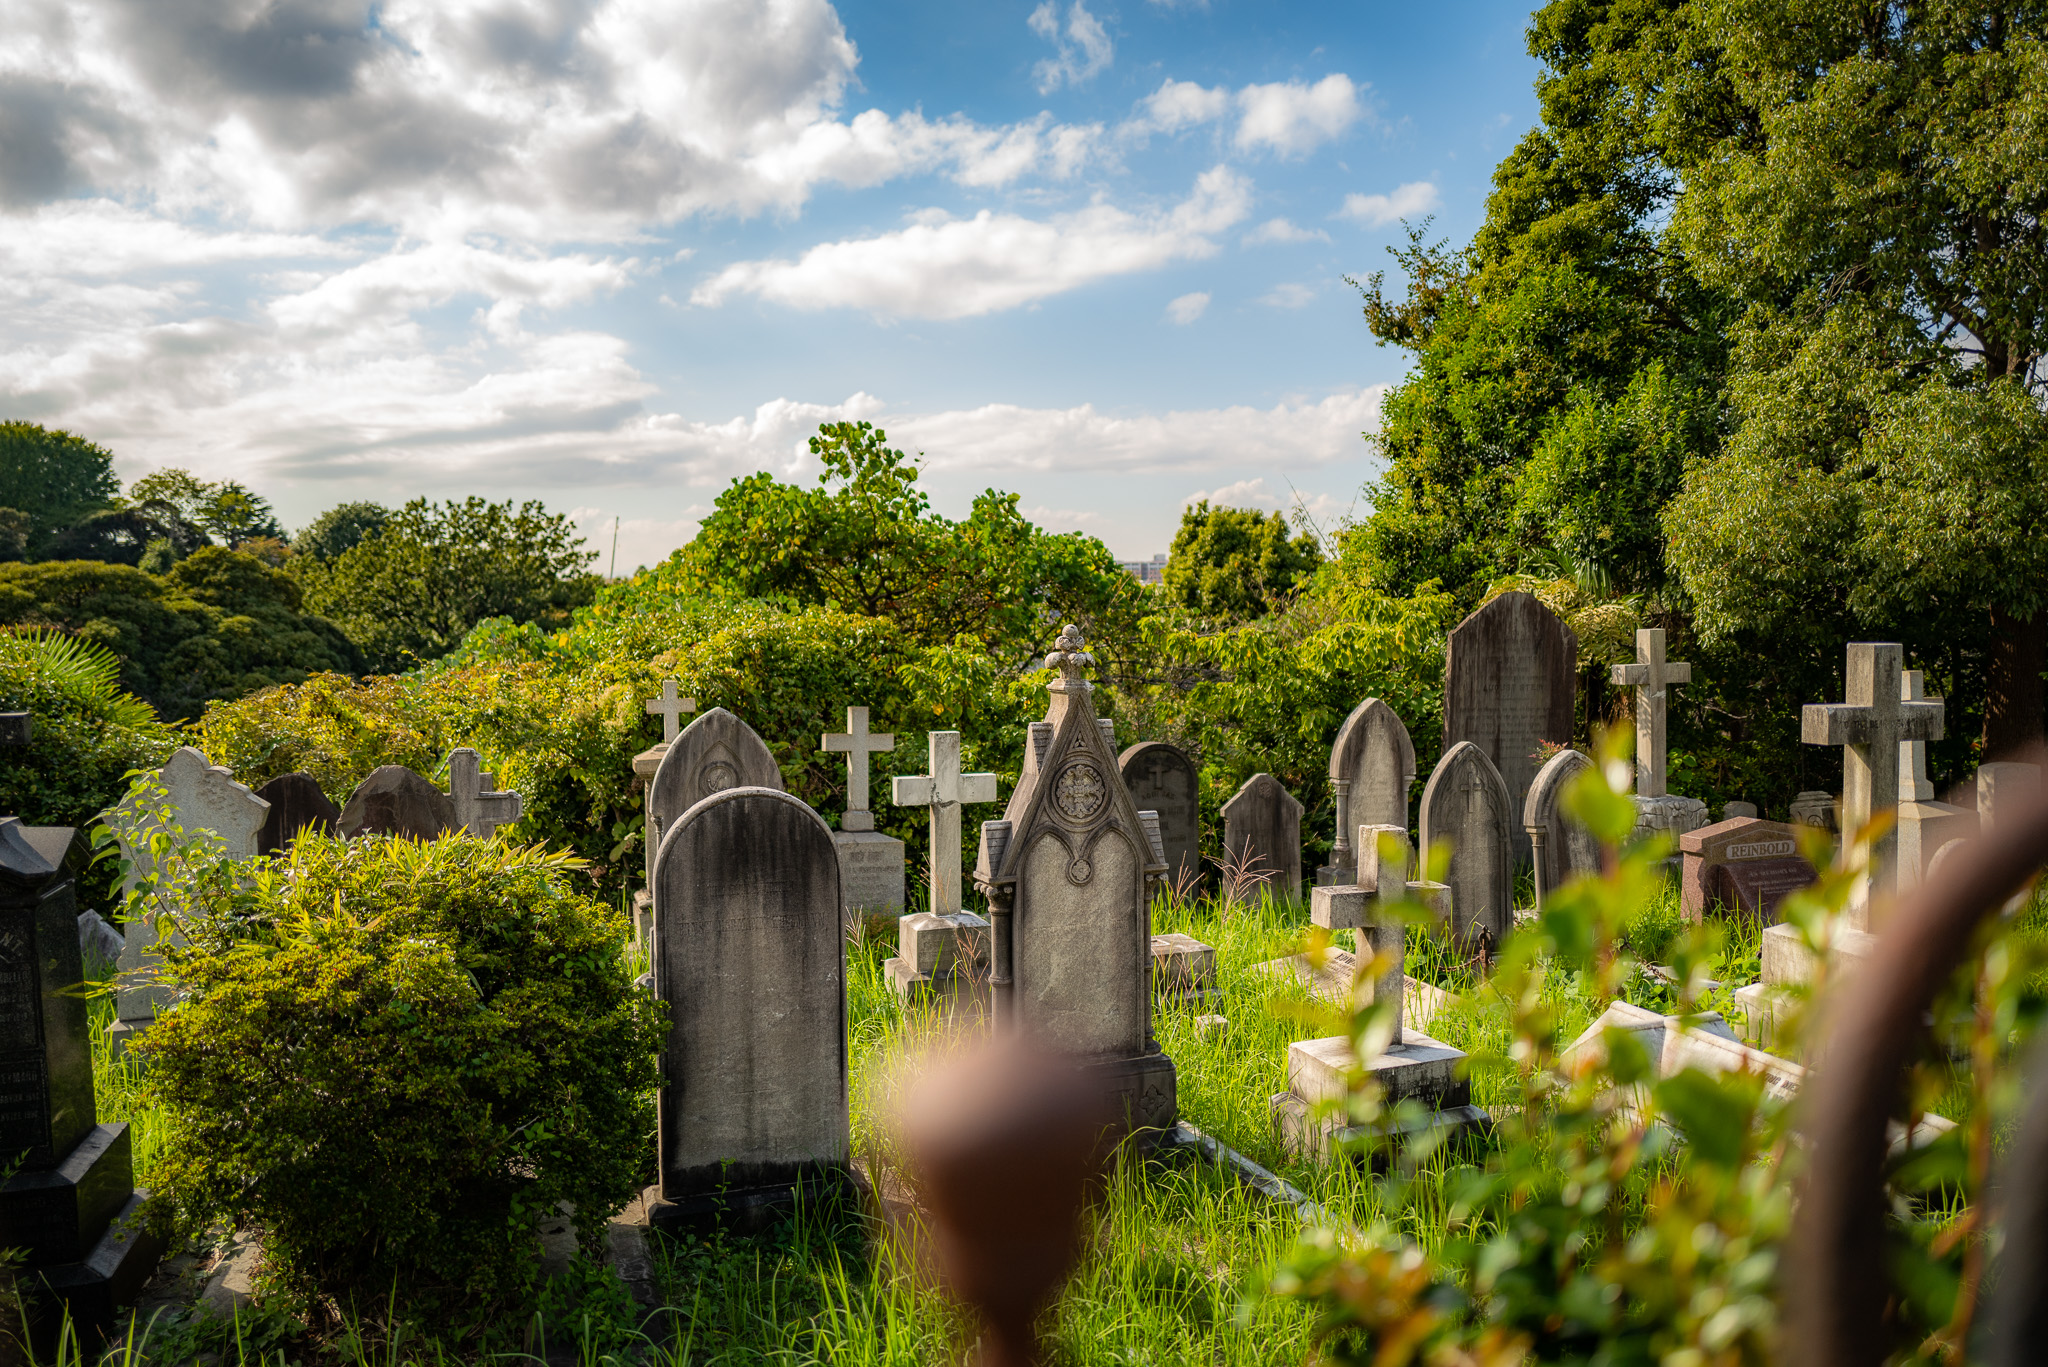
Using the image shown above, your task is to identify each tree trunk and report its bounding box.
[1983,604,2046,758]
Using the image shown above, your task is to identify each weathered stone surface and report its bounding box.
[1272,1031,1481,1157]
[1324,699,1416,879]
[1631,793,1709,848]
[1418,741,1513,950]
[1118,742,1201,892]
[1897,799,1973,894]
[1761,919,1876,989]
[1442,592,1577,864]
[1150,932,1215,998]
[651,787,846,1215]
[893,732,999,917]
[644,678,696,745]
[253,773,339,854]
[337,765,455,840]
[647,708,781,901]
[1610,628,1693,798]
[1790,791,1837,830]
[448,748,521,838]
[832,829,905,915]
[1522,749,1598,904]
[1220,773,1303,899]
[822,705,895,834]
[1723,801,1759,820]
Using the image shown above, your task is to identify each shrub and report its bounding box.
[0,628,175,829]
[140,835,665,1316]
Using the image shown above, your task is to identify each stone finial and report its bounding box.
[1046,625,1092,689]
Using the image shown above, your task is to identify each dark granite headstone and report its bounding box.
[1220,773,1303,900]
[254,773,341,854]
[1679,817,1815,922]
[649,787,846,1229]
[1118,742,1200,892]
[336,766,456,840]
[0,820,162,1350]
[1443,592,1577,866]
[1710,858,1817,922]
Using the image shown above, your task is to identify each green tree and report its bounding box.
[195,480,285,547]
[0,422,121,551]
[1162,502,1323,621]
[297,498,596,672]
[295,501,390,561]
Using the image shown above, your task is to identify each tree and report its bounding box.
[0,422,121,550]
[295,502,390,561]
[296,498,597,672]
[1162,502,1323,621]
[1664,0,2048,752]
[195,481,285,548]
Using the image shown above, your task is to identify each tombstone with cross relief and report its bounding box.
[885,731,999,1004]
[822,705,905,919]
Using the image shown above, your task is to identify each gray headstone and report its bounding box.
[1418,741,1514,950]
[1118,741,1201,892]
[254,773,340,855]
[1442,592,1577,866]
[1789,791,1837,830]
[1522,748,1598,904]
[337,766,456,840]
[1722,801,1759,821]
[651,787,846,1218]
[448,748,522,838]
[1220,773,1303,900]
[1325,698,1416,879]
[647,708,782,867]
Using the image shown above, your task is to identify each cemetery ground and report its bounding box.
[40,868,2014,1367]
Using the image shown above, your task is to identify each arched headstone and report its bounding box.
[337,766,455,840]
[1443,592,1577,866]
[651,786,846,1226]
[1418,741,1513,950]
[1118,741,1201,892]
[1331,698,1416,833]
[1221,773,1303,900]
[254,773,340,855]
[1522,749,1598,906]
[647,708,782,865]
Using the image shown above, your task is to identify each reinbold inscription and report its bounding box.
[1726,840,1795,860]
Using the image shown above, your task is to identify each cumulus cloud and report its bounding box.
[1243,217,1328,245]
[0,0,1105,236]
[1123,78,1231,138]
[691,166,1251,319]
[1338,180,1441,226]
[1259,282,1317,309]
[1029,0,1113,93]
[1165,291,1209,324]
[1234,75,1364,156]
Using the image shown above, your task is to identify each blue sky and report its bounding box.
[0,0,1542,568]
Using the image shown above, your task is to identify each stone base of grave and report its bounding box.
[1270,1033,1486,1160]
[831,830,906,918]
[1150,932,1217,1003]
[631,888,653,947]
[1898,799,1974,894]
[1252,950,1458,1035]
[882,957,989,1017]
[105,1016,151,1062]
[1082,1048,1179,1146]
[0,1124,164,1356]
[1732,982,1794,1049]
[1632,795,1708,873]
[16,1193,164,1357]
[1761,920,1876,989]
[646,1162,855,1236]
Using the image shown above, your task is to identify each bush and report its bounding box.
[140,835,664,1316]
[0,628,175,829]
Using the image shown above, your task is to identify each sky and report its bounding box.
[0,0,1544,571]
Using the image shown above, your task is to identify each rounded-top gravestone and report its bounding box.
[1118,741,1200,892]
[337,766,455,840]
[1419,741,1514,951]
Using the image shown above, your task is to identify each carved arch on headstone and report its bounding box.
[1329,698,1417,832]
[1522,748,1599,897]
[648,707,783,851]
[1418,741,1515,949]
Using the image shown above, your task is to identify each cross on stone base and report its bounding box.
[449,748,522,838]
[823,705,896,833]
[1802,642,1943,915]
[644,678,696,745]
[1611,628,1692,798]
[891,731,998,916]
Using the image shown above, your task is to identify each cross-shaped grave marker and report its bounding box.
[1802,642,1943,909]
[644,678,697,745]
[1900,669,1935,802]
[1611,627,1693,798]
[449,747,523,839]
[823,705,896,833]
[892,731,999,916]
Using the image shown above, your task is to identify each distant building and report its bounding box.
[1119,553,1168,584]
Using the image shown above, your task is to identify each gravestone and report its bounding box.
[1611,628,1708,842]
[974,626,1176,1140]
[337,765,455,839]
[1442,592,1577,865]
[1321,699,1416,882]
[448,749,522,838]
[1678,818,1815,922]
[887,731,1000,1001]
[1789,791,1837,831]
[1118,742,1201,893]
[648,707,781,884]
[1723,801,1759,821]
[109,749,270,1054]
[1522,749,1599,908]
[0,807,163,1350]
[1802,642,1943,927]
[822,706,905,918]
[1220,774,1303,900]
[1418,741,1514,950]
[253,773,340,854]
[648,786,846,1228]
[629,678,699,939]
[1895,670,1971,891]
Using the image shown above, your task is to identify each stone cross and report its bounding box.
[1802,642,1944,912]
[448,748,522,838]
[823,705,896,833]
[1900,670,1935,801]
[892,731,998,917]
[1611,628,1692,798]
[644,678,696,745]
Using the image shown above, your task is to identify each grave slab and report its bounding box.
[1150,932,1216,1000]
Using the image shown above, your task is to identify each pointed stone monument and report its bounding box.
[886,731,999,1002]
[974,626,1176,1140]
[1320,699,1416,884]
[336,765,455,839]
[822,706,905,919]
[1418,741,1513,951]
[253,773,340,855]
[1522,748,1599,910]
[1894,669,1972,892]
[1221,773,1303,900]
[1117,741,1202,893]
[1442,592,1577,866]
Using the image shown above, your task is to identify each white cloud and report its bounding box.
[1123,79,1230,138]
[1165,291,1210,324]
[1243,217,1329,246]
[1029,1,1113,94]
[692,166,1251,319]
[1188,477,1275,507]
[1259,282,1317,309]
[1234,75,1364,156]
[1338,181,1442,227]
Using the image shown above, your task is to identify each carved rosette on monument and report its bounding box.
[974,626,1177,1142]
